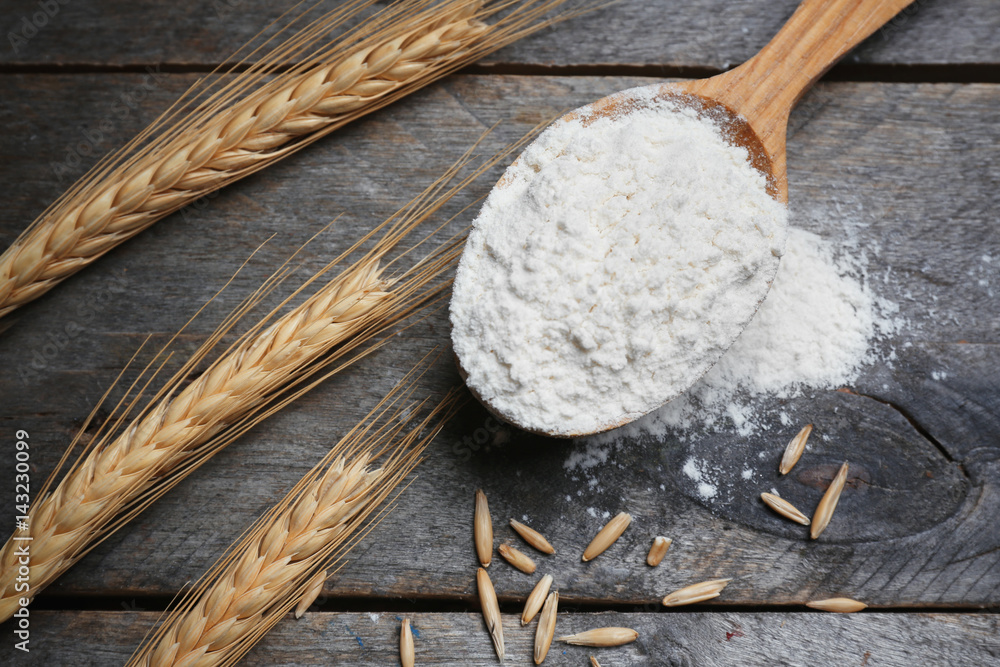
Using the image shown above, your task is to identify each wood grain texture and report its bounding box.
[0,74,996,617]
[8,611,1000,665]
[0,0,996,68]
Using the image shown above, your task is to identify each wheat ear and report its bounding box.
[0,261,393,622]
[0,130,524,621]
[128,381,462,666]
[0,0,582,317]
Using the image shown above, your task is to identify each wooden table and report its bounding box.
[1,0,998,664]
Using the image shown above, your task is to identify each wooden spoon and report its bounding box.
[454,0,915,437]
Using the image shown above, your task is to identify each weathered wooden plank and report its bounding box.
[9,611,1000,665]
[0,0,996,68]
[0,75,998,611]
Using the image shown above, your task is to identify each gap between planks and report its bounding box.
[27,593,1000,615]
[0,62,998,83]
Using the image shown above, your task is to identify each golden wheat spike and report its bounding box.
[0,0,581,318]
[0,124,531,620]
[127,378,462,666]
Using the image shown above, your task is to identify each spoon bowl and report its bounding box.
[453,0,915,437]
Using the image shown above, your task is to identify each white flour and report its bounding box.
[574,226,902,454]
[450,89,787,436]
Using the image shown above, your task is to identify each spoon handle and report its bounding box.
[686,0,914,192]
[746,0,915,111]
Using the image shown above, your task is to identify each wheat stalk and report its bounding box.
[0,0,583,318]
[0,132,524,621]
[149,457,379,667]
[127,381,462,666]
[0,261,388,619]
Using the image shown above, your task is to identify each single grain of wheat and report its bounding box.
[761,493,810,526]
[475,489,493,567]
[582,512,632,562]
[806,597,867,613]
[534,590,558,664]
[499,543,536,574]
[401,618,415,667]
[646,536,672,566]
[662,578,732,607]
[780,424,813,474]
[557,627,639,647]
[522,574,554,625]
[811,461,849,539]
[510,519,555,554]
[477,567,504,662]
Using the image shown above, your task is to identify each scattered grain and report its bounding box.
[780,424,813,474]
[510,519,555,554]
[499,543,537,574]
[806,597,867,613]
[400,618,415,667]
[760,493,810,526]
[475,489,493,567]
[557,627,638,647]
[646,536,672,566]
[522,574,554,625]
[534,590,558,664]
[582,512,632,562]
[477,567,505,661]
[811,461,849,539]
[662,578,732,607]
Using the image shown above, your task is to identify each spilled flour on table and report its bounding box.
[565,226,903,474]
[682,457,718,500]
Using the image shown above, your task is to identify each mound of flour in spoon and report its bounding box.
[450,94,787,435]
[572,226,903,460]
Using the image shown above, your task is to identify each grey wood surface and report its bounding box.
[1,0,998,662]
[12,611,1000,665]
[0,74,997,616]
[0,0,996,69]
